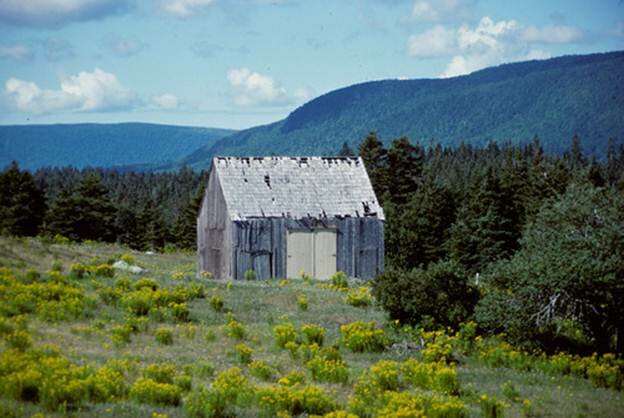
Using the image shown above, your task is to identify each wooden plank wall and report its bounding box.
[197,168,231,278]
[228,217,384,280]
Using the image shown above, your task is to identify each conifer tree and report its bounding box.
[0,162,45,236]
[172,188,204,249]
[386,136,423,205]
[358,131,388,198]
[338,141,356,156]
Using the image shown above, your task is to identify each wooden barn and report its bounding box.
[197,156,385,280]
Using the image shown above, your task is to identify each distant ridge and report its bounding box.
[0,122,235,170]
[184,51,624,169]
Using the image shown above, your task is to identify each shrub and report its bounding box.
[192,361,215,378]
[111,325,133,346]
[98,286,122,306]
[244,269,256,281]
[174,374,192,392]
[306,356,349,384]
[51,260,63,272]
[256,384,337,416]
[372,261,477,328]
[69,263,88,279]
[301,324,325,346]
[169,302,190,322]
[5,330,32,351]
[330,271,349,289]
[129,378,181,406]
[224,314,246,340]
[143,363,176,384]
[89,264,114,278]
[345,287,373,307]
[340,321,388,353]
[155,328,174,345]
[209,295,224,312]
[235,343,253,364]
[249,360,275,381]
[88,367,126,402]
[205,330,217,343]
[274,322,298,348]
[53,234,70,245]
[297,294,309,311]
[120,253,135,265]
[134,278,159,291]
[479,394,508,418]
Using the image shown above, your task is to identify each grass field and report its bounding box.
[0,236,622,417]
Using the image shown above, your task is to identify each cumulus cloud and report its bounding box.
[520,24,583,44]
[406,16,584,78]
[153,93,179,109]
[411,0,475,22]
[0,44,33,61]
[160,0,215,18]
[0,0,131,27]
[407,25,456,57]
[107,37,147,57]
[226,67,305,107]
[4,68,135,114]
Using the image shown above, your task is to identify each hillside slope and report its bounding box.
[185,51,624,168]
[0,123,235,170]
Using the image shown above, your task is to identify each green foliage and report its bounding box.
[330,271,348,289]
[0,162,45,237]
[244,269,256,281]
[129,377,181,406]
[373,261,478,328]
[340,321,388,353]
[155,328,174,345]
[209,295,224,312]
[476,183,624,353]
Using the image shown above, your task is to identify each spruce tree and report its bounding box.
[172,188,204,250]
[338,141,356,156]
[0,162,45,236]
[358,131,388,198]
[386,136,423,205]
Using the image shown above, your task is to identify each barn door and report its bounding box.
[287,231,314,279]
[286,229,337,279]
[314,230,337,280]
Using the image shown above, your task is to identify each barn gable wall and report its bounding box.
[197,167,231,278]
[230,217,384,280]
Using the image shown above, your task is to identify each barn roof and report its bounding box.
[213,156,384,221]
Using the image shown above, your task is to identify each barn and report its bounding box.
[197,156,384,280]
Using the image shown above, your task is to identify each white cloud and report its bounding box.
[161,0,215,17]
[521,24,583,44]
[227,67,302,107]
[4,68,135,114]
[411,0,475,22]
[457,16,518,51]
[521,49,552,61]
[407,25,456,57]
[153,93,179,109]
[0,0,130,27]
[108,37,147,57]
[0,44,33,61]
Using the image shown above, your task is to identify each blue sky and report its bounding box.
[0,0,622,130]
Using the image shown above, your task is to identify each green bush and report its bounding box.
[209,295,224,312]
[244,269,256,281]
[340,321,388,353]
[301,324,325,346]
[155,328,173,345]
[111,325,132,346]
[249,360,275,381]
[129,377,181,406]
[143,363,176,384]
[372,261,478,328]
[330,271,348,289]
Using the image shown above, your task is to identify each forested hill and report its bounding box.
[0,123,235,170]
[184,51,624,168]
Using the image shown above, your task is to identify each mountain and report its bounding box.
[0,123,235,170]
[184,51,624,168]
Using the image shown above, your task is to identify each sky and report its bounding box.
[0,0,622,130]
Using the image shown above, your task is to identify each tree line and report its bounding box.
[0,165,206,251]
[359,132,624,355]
[1,133,624,354]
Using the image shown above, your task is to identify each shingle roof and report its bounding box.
[214,156,384,221]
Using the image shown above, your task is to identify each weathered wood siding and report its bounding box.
[229,217,383,280]
[197,167,231,278]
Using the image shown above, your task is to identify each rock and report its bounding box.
[112,260,145,274]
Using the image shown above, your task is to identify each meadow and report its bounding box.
[0,236,622,417]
